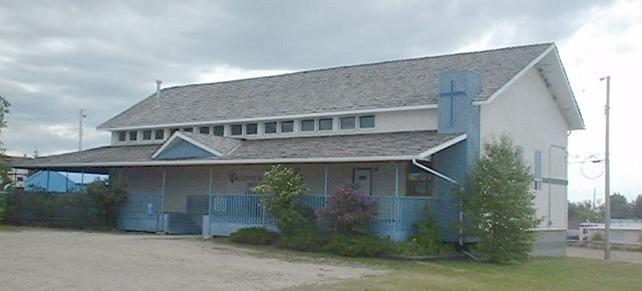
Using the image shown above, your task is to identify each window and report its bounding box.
[183,127,193,132]
[281,120,294,133]
[264,122,277,134]
[340,116,356,130]
[301,119,315,131]
[534,150,542,190]
[246,123,258,135]
[199,126,210,134]
[118,131,126,142]
[142,130,152,140]
[231,124,243,136]
[170,128,179,135]
[359,115,375,128]
[318,118,333,131]
[154,129,164,140]
[406,162,433,196]
[212,126,224,136]
[129,131,138,141]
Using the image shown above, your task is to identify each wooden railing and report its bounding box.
[204,194,439,241]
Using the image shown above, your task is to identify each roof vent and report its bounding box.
[155,80,162,108]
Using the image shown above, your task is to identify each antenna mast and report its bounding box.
[78,109,86,151]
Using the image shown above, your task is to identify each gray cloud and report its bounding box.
[0,0,609,155]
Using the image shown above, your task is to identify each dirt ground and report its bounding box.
[0,230,384,291]
[567,247,642,264]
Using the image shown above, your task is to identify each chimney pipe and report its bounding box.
[155,80,162,108]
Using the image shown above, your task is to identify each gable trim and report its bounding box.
[417,134,467,159]
[475,44,555,106]
[151,132,223,159]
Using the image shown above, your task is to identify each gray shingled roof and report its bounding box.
[179,132,241,155]
[14,131,463,168]
[98,43,552,129]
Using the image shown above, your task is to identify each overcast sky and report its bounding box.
[1,0,640,202]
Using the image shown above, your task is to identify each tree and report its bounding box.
[461,136,539,263]
[0,96,10,221]
[634,195,642,219]
[609,193,631,219]
[252,165,311,236]
[568,200,603,228]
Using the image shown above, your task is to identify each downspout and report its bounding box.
[412,159,479,261]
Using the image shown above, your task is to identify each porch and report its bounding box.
[118,192,445,242]
[13,130,469,242]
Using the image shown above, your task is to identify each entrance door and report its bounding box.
[353,168,372,196]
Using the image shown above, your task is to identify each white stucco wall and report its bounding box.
[115,162,410,213]
[480,68,570,230]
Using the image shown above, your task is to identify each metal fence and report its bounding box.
[203,194,439,241]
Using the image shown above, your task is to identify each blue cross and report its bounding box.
[439,80,466,126]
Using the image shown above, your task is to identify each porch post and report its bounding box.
[394,163,400,240]
[323,165,329,196]
[394,163,399,197]
[206,167,213,238]
[158,167,167,233]
[323,165,329,206]
[208,167,214,194]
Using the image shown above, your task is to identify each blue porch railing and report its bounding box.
[203,194,439,241]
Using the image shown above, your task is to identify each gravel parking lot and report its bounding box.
[0,229,383,291]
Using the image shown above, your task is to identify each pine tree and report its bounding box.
[462,136,539,263]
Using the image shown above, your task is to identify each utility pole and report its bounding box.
[78,109,86,151]
[600,76,611,260]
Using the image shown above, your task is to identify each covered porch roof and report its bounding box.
[12,131,466,172]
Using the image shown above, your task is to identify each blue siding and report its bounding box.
[436,70,481,243]
[24,171,82,192]
[155,139,215,160]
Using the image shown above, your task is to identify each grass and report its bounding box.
[298,257,642,291]
[217,239,642,291]
[587,242,642,252]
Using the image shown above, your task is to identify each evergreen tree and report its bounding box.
[462,136,539,263]
[634,195,642,219]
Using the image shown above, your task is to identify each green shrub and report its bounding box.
[252,165,312,236]
[230,227,279,245]
[2,180,126,229]
[412,204,441,252]
[591,232,604,242]
[323,233,389,257]
[276,224,326,251]
[460,136,539,263]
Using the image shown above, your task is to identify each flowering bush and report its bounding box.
[316,184,378,234]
